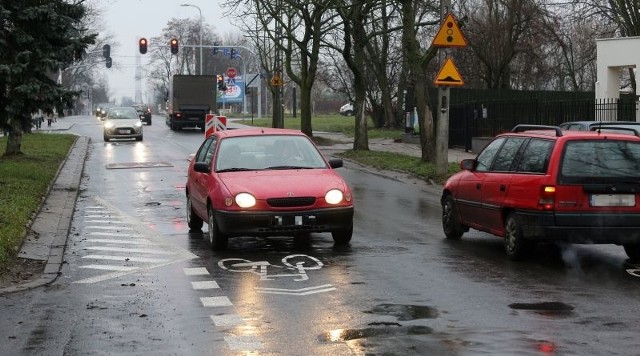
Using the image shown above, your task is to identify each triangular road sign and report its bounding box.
[433,13,468,47]
[434,57,464,86]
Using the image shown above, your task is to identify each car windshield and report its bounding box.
[107,108,137,120]
[215,135,328,172]
[560,139,640,183]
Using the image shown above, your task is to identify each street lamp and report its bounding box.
[181,3,202,75]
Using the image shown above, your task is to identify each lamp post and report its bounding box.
[181,3,202,75]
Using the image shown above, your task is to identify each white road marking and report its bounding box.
[224,335,264,351]
[254,284,336,296]
[84,246,174,255]
[79,265,139,271]
[191,280,220,290]
[84,220,126,224]
[88,231,144,238]
[86,225,134,230]
[81,254,169,263]
[210,314,244,326]
[184,267,210,276]
[85,238,152,245]
[200,296,233,307]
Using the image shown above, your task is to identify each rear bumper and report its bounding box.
[215,206,354,237]
[517,210,640,244]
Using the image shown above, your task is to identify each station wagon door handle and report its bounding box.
[476,183,481,190]
[500,184,506,192]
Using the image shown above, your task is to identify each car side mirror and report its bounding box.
[328,158,343,169]
[194,162,210,173]
[460,158,476,171]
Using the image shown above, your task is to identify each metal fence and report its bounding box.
[445,92,638,150]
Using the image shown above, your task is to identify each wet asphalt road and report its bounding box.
[1,115,640,355]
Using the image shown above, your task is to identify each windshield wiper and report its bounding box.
[267,165,313,170]
[216,167,255,173]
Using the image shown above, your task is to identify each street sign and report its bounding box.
[226,67,237,79]
[433,13,468,47]
[270,74,284,87]
[434,57,464,86]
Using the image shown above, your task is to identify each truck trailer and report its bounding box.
[166,75,217,131]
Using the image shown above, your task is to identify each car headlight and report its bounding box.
[325,189,344,205]
[235,193,256,208]
[134,121,142,128]
[104,121,114,129]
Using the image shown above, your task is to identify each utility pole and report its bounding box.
[436,0,452,175]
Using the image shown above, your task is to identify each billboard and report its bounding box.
[217,76,244,104]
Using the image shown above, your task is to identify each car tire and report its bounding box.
[504,213,529,260]
[442,195,465,239]
[207,205,228,250]
[623,244,640,261]
[136,135,143,141]
[186,194,203,232]
[331,225,352,245]
[103,135,109,142]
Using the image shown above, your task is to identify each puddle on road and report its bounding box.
[509,301,574,317]
[364,303,439,321]
[320,325,433,342]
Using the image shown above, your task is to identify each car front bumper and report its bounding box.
[215,206,354,237]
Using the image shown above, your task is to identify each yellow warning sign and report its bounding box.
[270,74,284,87]
[433,13,468,47]
[434,58,464,86]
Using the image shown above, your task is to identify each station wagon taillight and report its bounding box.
[539,185,556,210]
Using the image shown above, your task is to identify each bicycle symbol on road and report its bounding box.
[218,254,324,282]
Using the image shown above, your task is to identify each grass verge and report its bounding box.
[0,133,77,270]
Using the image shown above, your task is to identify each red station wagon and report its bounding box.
[441,124,640,260]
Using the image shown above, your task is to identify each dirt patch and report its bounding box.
[0,258,46,291]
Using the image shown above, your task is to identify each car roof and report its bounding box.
[560,120,640,127]
[216,127,309,139]
[501,124,640,141]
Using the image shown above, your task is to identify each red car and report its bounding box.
[442,124,640,260]
[186,128,354,249]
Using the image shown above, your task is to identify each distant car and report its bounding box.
[185,127,354,250]
[339,103,354,116]
[558,120,640,131]
[103,106,143,142]
[132,104,152,125]
[96,103,114,120]
[442,124,640,261]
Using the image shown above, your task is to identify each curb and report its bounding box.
[0,135,89,295]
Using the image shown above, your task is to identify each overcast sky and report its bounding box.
[98,0,239,102]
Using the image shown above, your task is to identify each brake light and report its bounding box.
[175,112,182,118]
[539,185,556,210]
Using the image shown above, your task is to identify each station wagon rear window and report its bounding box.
[559,140,640,183]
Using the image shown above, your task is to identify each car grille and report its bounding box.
[267,197,316,207]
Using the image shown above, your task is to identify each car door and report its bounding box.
[190,136,216,216]
[480,137,527,233]
[455,137,506,228]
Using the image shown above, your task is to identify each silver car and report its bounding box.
[103,106,143,142]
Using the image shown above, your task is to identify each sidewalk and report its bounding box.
[0,116,475,294]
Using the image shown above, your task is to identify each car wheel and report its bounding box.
[504,213,529,260]
[186,194,203,232]
[148,119,152,126]
[103,134,109,142]
[623,244,640,261]
[207,205,228,250]
[442,195,465,239]
[136,135,143,141]
[331,225,352,245]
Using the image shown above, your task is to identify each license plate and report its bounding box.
[118,129,130,134]
[274,215,305,226]
[590,194,635,207]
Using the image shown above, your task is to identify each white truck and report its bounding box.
[166,75,217,131]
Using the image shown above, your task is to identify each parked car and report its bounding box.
[132,104,152,125]
[441,124,640,261]
[339,103,354,116]
[103,106,143,142]
[185,127,354,250]
[558,120,640,131]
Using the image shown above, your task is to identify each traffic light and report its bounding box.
[139,38,148,54]
[105,57,112,68]
[230,48,236,59]
[217,74,227,91]
[170,38,178,55]
[212,42,219,55]
[102,44,110,58]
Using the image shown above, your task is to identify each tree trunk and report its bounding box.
[299,81,313,137]
[4,121,23,156]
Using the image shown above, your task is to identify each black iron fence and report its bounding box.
[442,89,638,150]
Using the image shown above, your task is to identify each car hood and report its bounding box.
[105,119,141,127]
[219,169,348,198]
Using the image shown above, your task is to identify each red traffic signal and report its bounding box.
[170,38,178,55]
[139,38,148,54]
